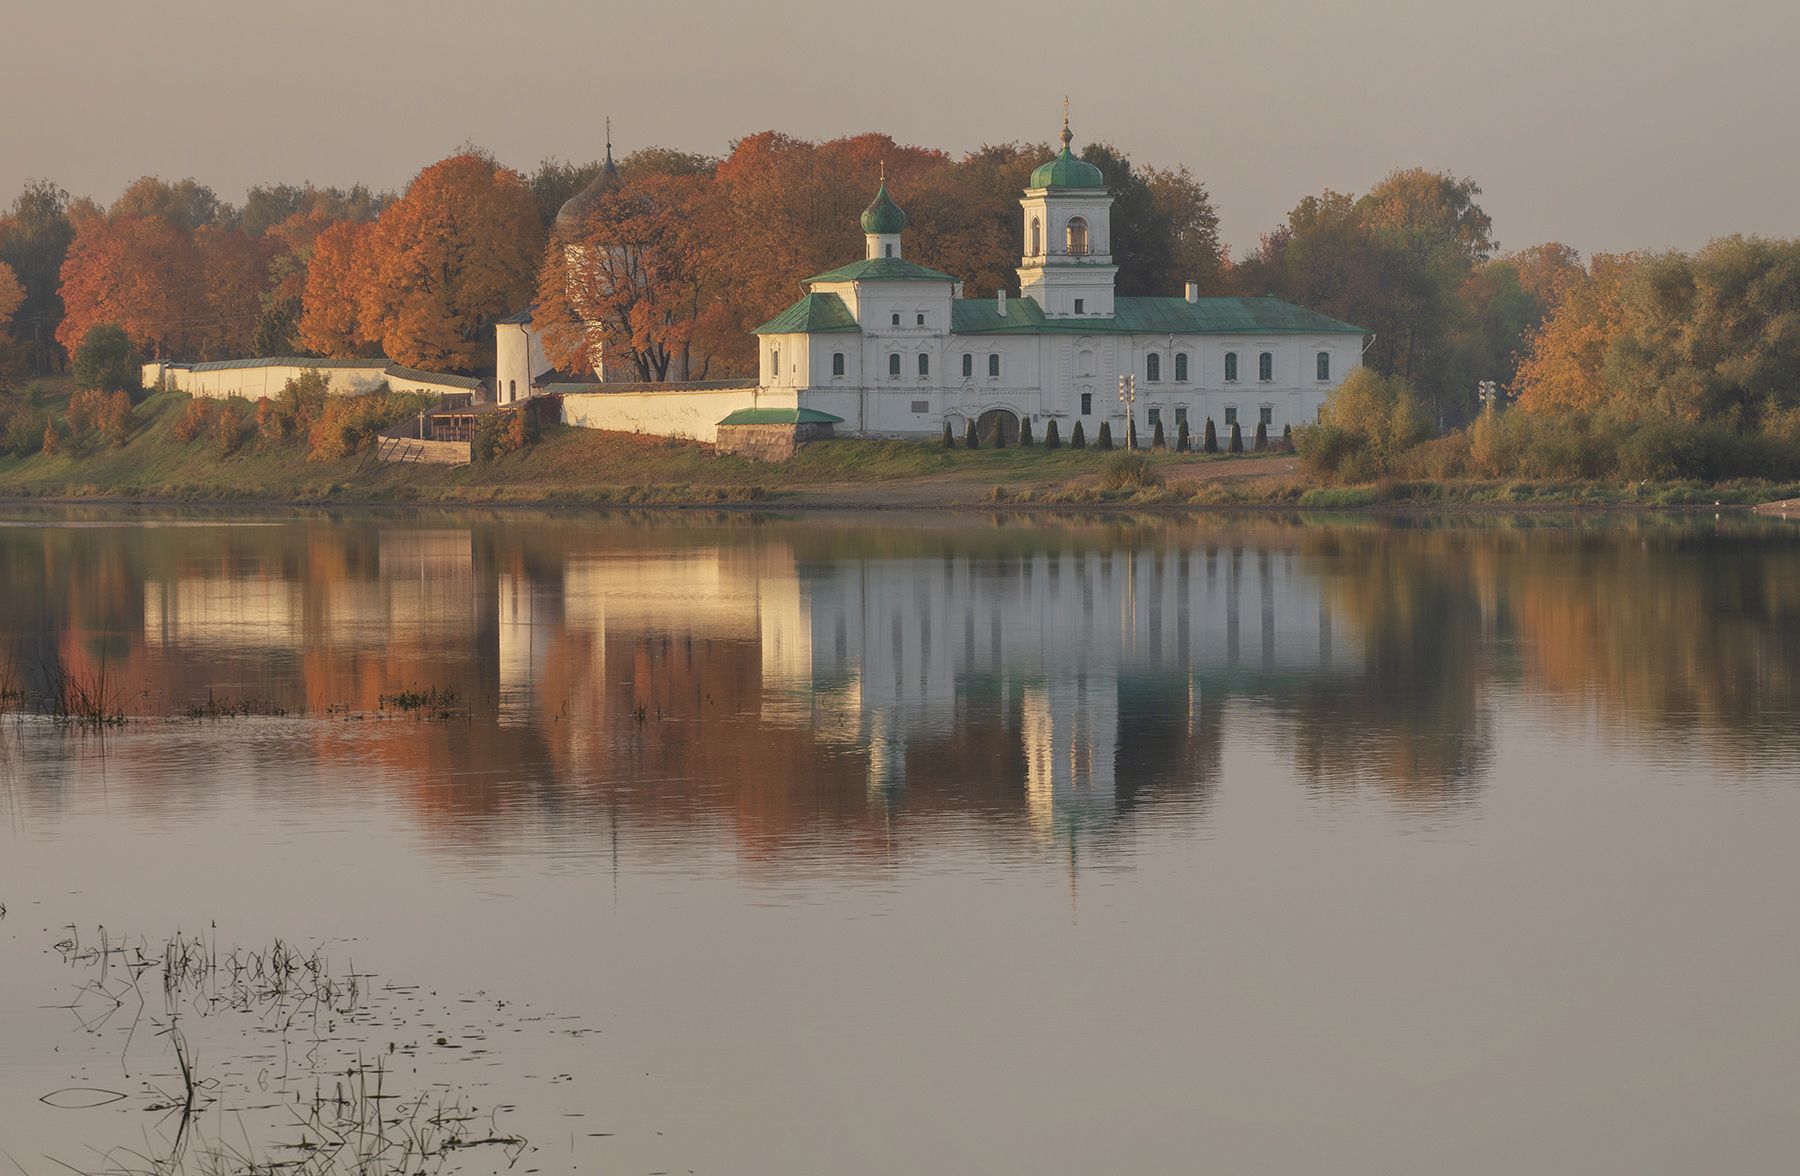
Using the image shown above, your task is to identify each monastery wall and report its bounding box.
[560,385,793,444]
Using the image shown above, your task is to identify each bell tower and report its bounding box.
[1017,102,1117,318]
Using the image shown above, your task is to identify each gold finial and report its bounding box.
[880,160,886,183]
[604,115,614,165]
[1060,97,1073,150]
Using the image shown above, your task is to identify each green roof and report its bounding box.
[804,257,957,285]
[717,407,845,426]
[1029,146,1106,190]
[951,296,1367,336]
[752,292,862,335]
[859,181,907,235]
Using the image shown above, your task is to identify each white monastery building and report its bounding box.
[514,114,1370,445]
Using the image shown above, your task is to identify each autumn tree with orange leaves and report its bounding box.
[296,220,370,357]
[536,170,735,382]
[351,154,542,370]
[57,214,202,358]
[0,262,23,327]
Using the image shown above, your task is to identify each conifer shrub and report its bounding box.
[1176,419,1190,453]
[1152,419,1166,450]
[1044,419,1061,449]
[942,420,954,448]
[1097,421,1114,451]
[1203,418,1218,453]
[1071,421,1086,449]
[964,418,979,449]
[1282,423,1293,451]
[1019,416,1034,447]
[1229,422,1244,453]
[1254,421,1268,451]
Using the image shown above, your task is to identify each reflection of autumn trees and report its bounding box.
[7,514,1800,860]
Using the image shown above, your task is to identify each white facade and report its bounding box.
[537,118,1368,444]
[494,313,551,406]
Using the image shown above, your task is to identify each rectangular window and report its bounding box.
[1073,298,1085,315]
[832,352,845,377]
[1259,351,1273,382]
[1146,353,1161,382]
[1225,405,1238,426]
[988,353,1000,378]
[917,353,929,377]
[1225,352,1238,382]
[891,313,900,326]
[1316,351,1330,381]
[1174,406,1188,427]
[962,353,973,378]
[916,313,926,326]
[1260,404,1273,426]
[1147,406,1162,428]
[1080,392,1092,415]
[888,353,900,378]
[910,400,929,413]
[1175,353,1188,382]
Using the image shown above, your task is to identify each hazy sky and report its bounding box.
[4,0,1794,260]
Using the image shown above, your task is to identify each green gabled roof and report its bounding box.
[752,292,862,335]
[717,407,844,426]
[803,257,957,285]
[950,295,1368,336]
[859,181,907,235]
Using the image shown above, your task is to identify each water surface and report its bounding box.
[2,508,1799,1174]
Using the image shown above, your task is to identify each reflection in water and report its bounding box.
[4,512,1800,861]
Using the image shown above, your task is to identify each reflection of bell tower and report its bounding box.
[1017,101,1118,319]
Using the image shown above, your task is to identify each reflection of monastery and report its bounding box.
[122,524,1360,839]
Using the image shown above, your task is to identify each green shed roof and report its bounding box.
[752,292,862,335]
[950,295,1367,336]
[859,181,907,235]
[804,256,957,285]
[717,407,845,426]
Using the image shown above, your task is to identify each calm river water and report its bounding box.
[2,508,1800,1174]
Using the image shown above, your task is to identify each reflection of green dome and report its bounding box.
[860,180,907,234]
[1029,117,1105,189]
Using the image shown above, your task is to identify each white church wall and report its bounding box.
[160,363,390,401]
[561,386,796,443]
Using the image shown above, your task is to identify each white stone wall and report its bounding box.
[152,363,390,400]
[561,387,797,444]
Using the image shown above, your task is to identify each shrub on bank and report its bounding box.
[1099,450,1159,490]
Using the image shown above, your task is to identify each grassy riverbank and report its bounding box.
[1,389,1796,510]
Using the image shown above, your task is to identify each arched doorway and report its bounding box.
[977,408,1020,446]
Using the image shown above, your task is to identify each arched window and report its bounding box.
[1145,353,1161,382]
[1224,352,1238,382]
[962,353,973,378]
[1030,217,1041,256]
[832,352,846,377]
[888,353,901,378]
[916,313,925,326]
[891,313,900,326]
[988,353,1000,378]
[1259,351,1273,382]
[1066,216,1089,256]
[1174,353,1188,382]
[770,347,779,380]
[918,353,930,377]
[1316,351,1330,381]
[508,379,516,401]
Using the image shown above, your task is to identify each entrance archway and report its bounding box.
[977,408,1020,446]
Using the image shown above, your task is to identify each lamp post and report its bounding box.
[1119,373,1138,450]
[1477,380,1500,414]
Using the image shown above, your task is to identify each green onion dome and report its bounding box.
[1029,119,1105,189]
[860,181,907,234]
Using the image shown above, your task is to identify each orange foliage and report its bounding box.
[355,154,541,370]
[296,220,369,357]
[1511,254,1637,416]
[0,261,23,325]
[57,214,202,358]
[192,226,275,359]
